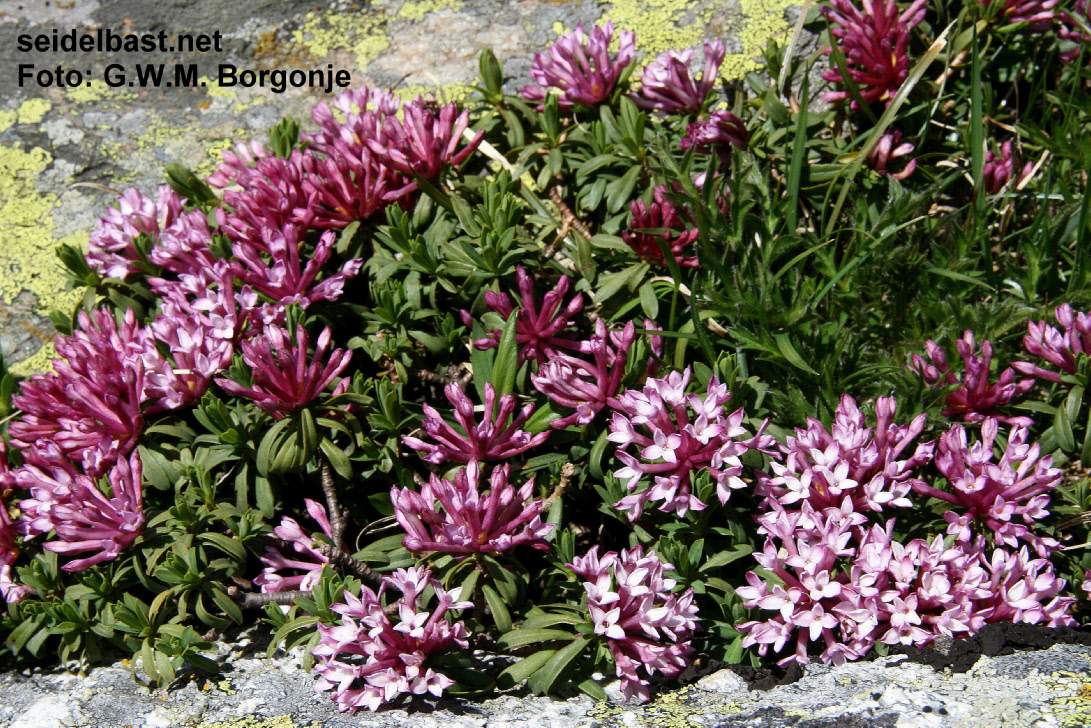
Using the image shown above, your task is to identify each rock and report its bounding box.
[696,668,749,694]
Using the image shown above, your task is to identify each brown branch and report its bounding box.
[320,458,347,546]
[547,185,592,245]
[543,463,576,513]
[314,543,383,588]
[234,589,311,609]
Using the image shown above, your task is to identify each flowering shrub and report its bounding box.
[1,3,1090,717]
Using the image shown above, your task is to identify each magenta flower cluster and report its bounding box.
[402,382,550,464]
[569,546,698,702]
[391,460,554,556]
[680,109,750,164]
[867,130,917,180]
[522,22,636,109]
[633,40,725,114]
[982,141,1034,194]
[608,367,776,519]
[1059,0,1091,61]
[821,0,927,108]
[312,567,472,712]
[254,499,336,594]
[912,331,1035,426]
[622,186,701,268]
[1014,303,1091,382]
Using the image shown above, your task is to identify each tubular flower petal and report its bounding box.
[912,419,1062,556]
[1014,304,1091,383]
[254,499,336,593]
[214,325,352,419]
[14,452,144,572]
[820,0,927,109]
[365,95,484,182]
[521,22,636,109]
[391,460,554,556]
[984,0,1057,28]
[633,40,725,114]
[402,382,550,464]
[1059,0,1091,62]
[622,186,701,268]
[312,567,472,712]
[756,394,933,513]
[569,547,698,703]
[609,367,777,520]
[466,267,587,366]
[532,319,635,429]
[911,331,1035,425]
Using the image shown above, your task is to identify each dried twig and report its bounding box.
[233,589,311,609]
[543,463,576,512]
[548,186,592,242]
[314,542,383,588]
[320,459,347,546]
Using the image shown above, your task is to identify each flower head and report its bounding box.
[867,130,917,180]
[983,0,1057,29]
[911,331,1035,426]
[680,110,750,164]
[622,186,701,268]
[820,0,927,108]
[912,419,1061,555]
[465,267,587,366]
[1014,304,1091,383]
[365,96,484,182]
[532,319,635,428]
[87,186,183,279]
[254,499,335,593]
[392,460,554,556]
[312,567,472,712]
[214,325,352,419]
[15,452,144,572]
[633,40,725,114]
[569,546,698,702]
[1059,0,1091,62]
[402,382,550,464]
[609,368,776,520]
[982,141,1033,194]
[522,22,636,109]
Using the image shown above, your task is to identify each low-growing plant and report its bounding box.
[1,0,1090,713]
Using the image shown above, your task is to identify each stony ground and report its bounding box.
[0,0,805,375]
[5,622,1091,727]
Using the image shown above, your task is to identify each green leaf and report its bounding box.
[492,310,520,397]
[497,628,575,648]
[496,649,556,689]
[320,439,353,480]
[773,333,818,376]
[210,586,244,624]
[527,634,590,695]
[198,532,247,563]
[482,585,512,634]
[299,409,318,465]
[578,677,608,700]
[639,280,659,319]
[256,417,295,477]
[700,545,754,572]
[1055,405,1076,452]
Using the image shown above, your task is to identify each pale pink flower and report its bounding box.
[522,22,636,109]
[633,40,725,114]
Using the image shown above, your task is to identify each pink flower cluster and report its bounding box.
[569,546,698,702]
[756,395,933,513]
[912,331,1035,426]
[912,419,1061,556]
[633,40,725,114]
[312,567,472,712]
[680,110,750,164]
[608,367,776,519]
[739,504,1075,666]
[622,186,701,268]
[15,452,144,572]
[87,186,183,280]
[1059,0,1091,62]
[985,0,1057,29]
[867,130,917,180]
[982,141,1034,194]
[1014,304,1091,383]
[522,22,636,109]
[532,319,636,429]
[253,499,335,593]
[215,324,352,419]
[402,382,550,464]
[466,267,587,366]
[392,460,553,556]
[820,0,927,108]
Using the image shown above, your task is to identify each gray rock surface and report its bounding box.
[5,626,1091,727]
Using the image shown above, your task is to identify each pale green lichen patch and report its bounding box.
[292,10,391,72]
[0,142,85,376]
[65,80,139,105]
[599,0,716,58]
[722,0,794,79]
[17,99,52,125]
[399,0,465,21]
[197,716,322,728]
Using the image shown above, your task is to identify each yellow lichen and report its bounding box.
[599,0,715,58]
[398,0,465,21]
[0,142,85,376]
[291,10,391,72]
[722,0,793,79]
[197,716,320,728]
[65,80,138,104]
[394,82,474,105]
[16,99,52,125]
[0,110,16,133]
[200,75,237,99]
